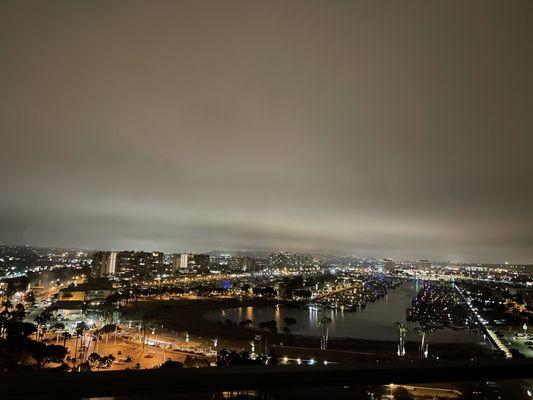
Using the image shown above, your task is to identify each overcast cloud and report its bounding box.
[1,0,532,263]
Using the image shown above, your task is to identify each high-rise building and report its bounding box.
[172,252,210,274]
[171,252,190,274]
[94,250,164,279]
[180,253,189,272]
[417,259,432,271]
[171,254,181,274]
[240,256,255,272]
[92,251,117,277]
[191,254,209,268]
[116,251,136,277]
[108,252,117,275]
[134,251,164,278]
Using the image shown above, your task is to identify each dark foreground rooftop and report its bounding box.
[0,358,532,399]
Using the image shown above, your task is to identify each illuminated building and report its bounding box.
[92,251,117,277]
[417,259,432,271]
[172,253,210,274]
[384,259,396,271]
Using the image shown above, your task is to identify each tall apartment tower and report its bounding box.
[171,252,190,274]
[171,252,210,274]
[92,251,117,277]
[180,253,189,270]
[171,254,181,274]
[417,259,431,271]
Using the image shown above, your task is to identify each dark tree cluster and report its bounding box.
[258,320,277,333]
[216,349,261,366]
[252,287,277,297]
[0,300,67,371]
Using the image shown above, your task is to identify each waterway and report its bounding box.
[205,280,484,343]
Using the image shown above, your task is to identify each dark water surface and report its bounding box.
[205,281,484,343]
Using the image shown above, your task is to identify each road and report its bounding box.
[23,301,50,324]
[48,329,212,371]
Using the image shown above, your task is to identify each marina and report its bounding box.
[206,281,486,343]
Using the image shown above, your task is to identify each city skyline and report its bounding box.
[2,1,533,263]
[1,242,532,267]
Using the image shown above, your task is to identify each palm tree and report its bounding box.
[238,319,253,328]
[0,312,8,338]
[141,313,151,350]
[413,325,434,358]
[283,317,297,344]
[51,322,65,331]
[34,315,47,341]
[91,333,101,354]
[394,322,408,357]
[25,291,36,306]
[14,303,25,321]
[283,317,297,330]
[318,316,332,350]
[75,321,88,366]
[98,323,117,352]
[258,320,277,333]
[61,331,72,348]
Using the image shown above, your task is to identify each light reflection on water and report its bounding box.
[205,281,483,343]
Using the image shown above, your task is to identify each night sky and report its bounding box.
[1,1,532,263]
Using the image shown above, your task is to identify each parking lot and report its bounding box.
[48,331,213,370]
[495,330,533,359]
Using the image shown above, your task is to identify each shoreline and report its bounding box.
[120,297,493,360]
